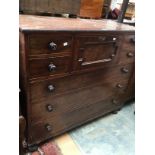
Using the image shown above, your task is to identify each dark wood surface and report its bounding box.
[19,115,26,154]
[19,15,135,146]
[29,56,71,79]
[19,15,135,32]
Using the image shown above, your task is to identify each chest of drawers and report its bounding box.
[19,15,135,147]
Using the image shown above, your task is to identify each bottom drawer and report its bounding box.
[28,95,125,145]
[30,80,128,123]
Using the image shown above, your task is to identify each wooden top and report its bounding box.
[19,15,135,32]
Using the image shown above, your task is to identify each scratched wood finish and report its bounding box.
[19,15,135,32]
[29,56,72,79]
[29,95,126,144]
[19,15,135,146]
[28,33,73,56]
[79,0,104,18]
[19,0,81,15]
[30,63,133,102]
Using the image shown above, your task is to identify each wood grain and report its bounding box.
[19,15,135,32]
[20,0,81,14]
[79,0,104,18]
[19,16,135,146]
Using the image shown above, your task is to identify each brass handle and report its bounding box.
[48,85,55,92]
[45,124,52,131]
[48,63,56,72]
[81,58,112,66]
[48,42,57,50]
[116,84,124,89]
[121,67,129,73]
[46,104,53,112]
[78,58,84,62]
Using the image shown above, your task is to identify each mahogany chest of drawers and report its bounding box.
[19,15,135,147]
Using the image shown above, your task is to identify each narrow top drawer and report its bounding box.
[78,35,118,46]
[28,34,73,55]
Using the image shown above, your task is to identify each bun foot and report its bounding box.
[28,144,38,152]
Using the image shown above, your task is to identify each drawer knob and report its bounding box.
[121,67,129,73]
[46,104,53,112]
[98,36,106,41]
[49,42,57,50]
[48,63,56,72]
[112,99,118,104]
[127,52,134,57]
[45,124,52,132]
[116,84,124,88]
[130,38,135,43]
[48,85,55,92]
[111,54,116,58]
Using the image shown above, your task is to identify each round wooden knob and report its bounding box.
[121,67,129,73]
[130,38,135,43]
[112,99,118,105]
[48,63,56,72]
[111,54,115,58]
[48,42,57,50]
[46,104,53,112]
[48,85,55,92]
[116,84,123,88]
[127,52,134,57]
[45,124,52,131]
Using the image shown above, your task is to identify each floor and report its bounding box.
[55,103,135,155]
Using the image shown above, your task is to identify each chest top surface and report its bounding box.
[19,15,135,32]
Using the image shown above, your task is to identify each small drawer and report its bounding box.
[122,35,135,50]
[29,56,71,79]
[28,34,73,55]
[118,50,135,64]
[102,63,134,82]
[78,35,119,46]
[75,43,119,71]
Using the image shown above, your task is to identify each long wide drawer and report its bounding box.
[28,95,125,144]
[30,79,129,123]
[29,56,71,79]
[30,63,134,102]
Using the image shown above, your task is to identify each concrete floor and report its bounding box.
[68,103,135,155]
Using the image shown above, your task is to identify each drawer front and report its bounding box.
[29,56,71,79]
[30,79,129,123]
[28,34,73,55]
[118,49,135,64]
[28,95,125,144]
[74,35,120,71]
[78,35,119,45]
[30,63,134,102]
[122,35,135,50]
[118,35,135,64]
